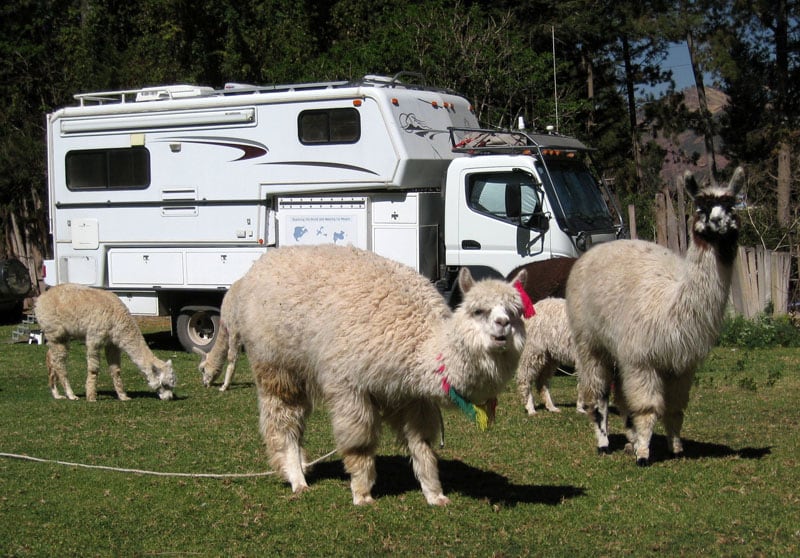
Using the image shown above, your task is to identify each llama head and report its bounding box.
[445,268,528,403]
[687,166,744,238]
[192,347,217,387]
[455,268,528,353]
[152,358,176,400]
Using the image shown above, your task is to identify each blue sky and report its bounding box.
[662,43,696,89]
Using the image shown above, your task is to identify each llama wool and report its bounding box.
[236,244,528,505]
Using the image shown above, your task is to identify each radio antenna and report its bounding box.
[552,26,559,133]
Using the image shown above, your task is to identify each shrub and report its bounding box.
[718,312,800,348]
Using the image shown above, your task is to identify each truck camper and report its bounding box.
[44,73,625,351]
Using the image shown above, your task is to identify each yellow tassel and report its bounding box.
[473,404,490,432]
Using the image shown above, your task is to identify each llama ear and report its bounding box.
[727,166,745,196]
[510,269,527,287]
[683,170,699,199]
[458,267,475,294]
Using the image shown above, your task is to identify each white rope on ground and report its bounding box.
[0,449,338,479]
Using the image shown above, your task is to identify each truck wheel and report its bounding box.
[176,308,219,353]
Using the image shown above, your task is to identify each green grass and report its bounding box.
[1,322,799,556]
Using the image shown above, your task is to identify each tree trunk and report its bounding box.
[777,140,791,227]
[621,35,643,190]
[686,31,718,178]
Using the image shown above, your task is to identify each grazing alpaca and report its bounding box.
[34,284,176,401]
[195,279,243,391]
[516,297,577,415]
[237,244,528,505]
[566,167,744,465]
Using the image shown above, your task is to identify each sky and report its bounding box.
[662,43,696,90]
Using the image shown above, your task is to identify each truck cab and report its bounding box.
[444,128,624,280]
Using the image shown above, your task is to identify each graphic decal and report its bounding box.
[262,161,379,175]
[156,136,269,161]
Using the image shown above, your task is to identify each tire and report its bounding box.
[176,307,220,353]
[0,259,31,297]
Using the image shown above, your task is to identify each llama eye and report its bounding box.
[472,308,485,317]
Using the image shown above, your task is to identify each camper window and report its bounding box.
[298,108,360,144]
[65,147,150,190]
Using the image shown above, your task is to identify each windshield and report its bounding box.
[535,159,614,232]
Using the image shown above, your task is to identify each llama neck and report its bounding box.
[418,327,521,406]
[678,231,737,327]
[114,326,157,371]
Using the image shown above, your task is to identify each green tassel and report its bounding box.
[447,386,492,432]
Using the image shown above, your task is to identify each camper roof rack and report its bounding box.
[74,84,216,106]
[449,127,591,155]
[72,72,456,106]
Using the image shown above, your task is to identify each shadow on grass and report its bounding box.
[308,455,586,506]
[604,433,771,463]
[143,330,183,352]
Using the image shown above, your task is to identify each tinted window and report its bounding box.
[66,147,150,190]
[298,108,360,144]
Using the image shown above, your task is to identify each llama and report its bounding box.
[236,244,529,505]
[195,278,243,391]
[34,283,177,401]
[516,297,578,415]
[566,167,744,465]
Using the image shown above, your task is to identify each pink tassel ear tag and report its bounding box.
[514,281,535,318]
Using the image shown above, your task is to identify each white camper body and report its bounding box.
[45,74,624,351]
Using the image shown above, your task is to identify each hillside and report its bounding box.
[652,86,730,186]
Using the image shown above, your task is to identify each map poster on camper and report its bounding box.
[279,213,367,249]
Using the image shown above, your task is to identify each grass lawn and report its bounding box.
[1,320,798,556]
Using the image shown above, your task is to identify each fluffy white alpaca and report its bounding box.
[195,278,243,391]
[237,244,529,505]
[566,167,744,465]
[35,284,176,401]
[516,297,578,415]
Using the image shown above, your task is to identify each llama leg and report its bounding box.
[84,341,105,402]
[254,363,310,494]
[537,362,561,412]
[393,401,449,506]
[621,369,664,466]
[663,373,694,457]
[329,391,381,505]
[517,360,537,415]
[219,333,239,391]
[47,343,77,400]
[577,350,612,454]
[105,344,130,401]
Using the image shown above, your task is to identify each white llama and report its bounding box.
[566,167,744,465]
[236,244,529,505]
[516,297,578,415]
[35,284,177,401]
[195,278,243,391]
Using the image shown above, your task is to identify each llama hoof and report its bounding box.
[624,442,635,455]
[525,408,537,416]
[636,457,650,467]
[158,389,174,401]
[218,386,228,392]
[427,494,450,506]
[353,494,376,506]
[118,394,131,401]
[547,406,561,413]
[597,446,611,455]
